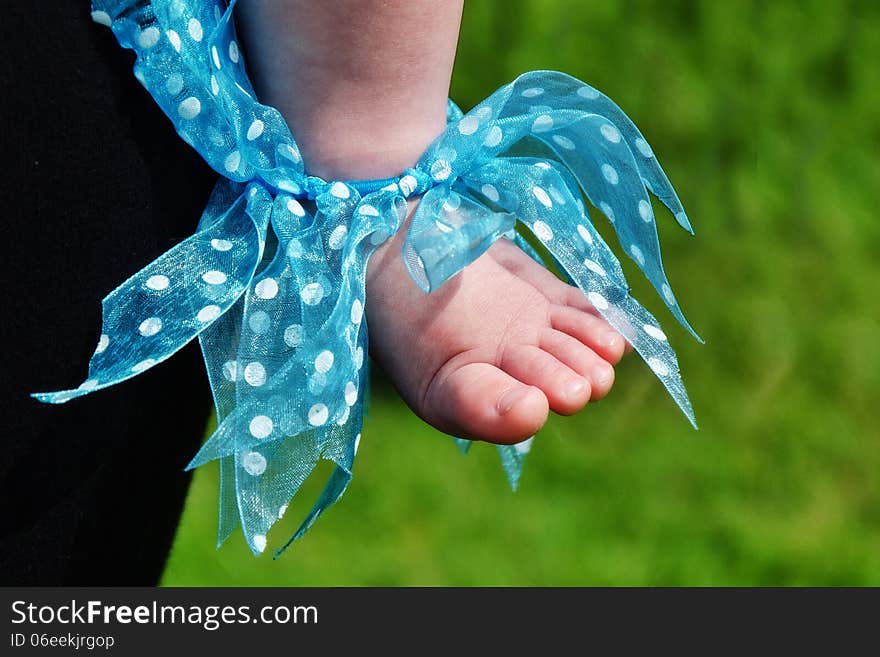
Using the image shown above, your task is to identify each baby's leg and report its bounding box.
[236,1,627,443]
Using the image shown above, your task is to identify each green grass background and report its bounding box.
[162,0,880,585]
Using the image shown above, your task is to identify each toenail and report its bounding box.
[564,377,589,399]
[600,332,623,349]
[593,364,614,386]
[497,386,533,414]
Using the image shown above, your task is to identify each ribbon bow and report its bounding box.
[36,0,700,556]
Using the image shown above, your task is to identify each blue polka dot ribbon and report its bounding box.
[35,0,701,556]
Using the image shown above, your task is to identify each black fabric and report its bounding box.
[0,4,216,584]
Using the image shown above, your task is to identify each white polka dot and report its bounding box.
[476,106,493,120]
[521,86,544,97]
[330,182,350,199]
[583,259,607,277]
[442,194,461,212]
[483,126,503,147]
[630,245,645,266]
[599,202,615,222]
[138,317,163,336]
[79,379,99,391]
[165,73,184,96]
[458,116,479,135]
[577,85,600,99]
[336,406,351,426]
[248,310,270,334]
[91,10,112,26]
[587,291,609,310]
[643,324,668,341]
[634,138,654,157]
[354,433,362,454]
[246,119,265,141]
[278,504,288,519]
[675,211,689,226]
[534,161,552,170]
[252,534,267,553]
[577,224,593,245]
[601,164,619,185]
[314,350,334,373]
[131,358,156,373]
[177,96,201,120]
[662,283,676,305]
[210,238,232,251]
[166,29,182,52]
[211,46,221,69]
[201,270,227,285]
[279,181,302,195]
[638,200,653,222]
[481,184,500,203]
[137,27,160,49]
[532,186,552,208]
[249,415,273,439]
[355,346,364,370]
[430,159,452,181]
[283,324,303,347]
[647,357,670,376]
[328,225,348,250]
[548,186,567,205]
[242,451,267,476]
[146,274,169,290]
[224,151,241,173]
[244,361,267,387]
[228,40,240,63]
[600,124,621,143]
[210,75,220,95]
[344,381,358,406]
[532,220,554,241]
[552,134,575,150]
[531,114,554,133]
[286,239,303,259]
[308,403,329,427]
[358,204,379,217]
[278,143,300,163]
[197,305,221,322]
[351,298,363,324]
[187,18,203,41]
[279,201,303,221]
[308,372,327,395]
[254,278,278,299]
[301,282,324,305]
[222,360,237,381]
[398,175,417,196]
[96,334,109,354]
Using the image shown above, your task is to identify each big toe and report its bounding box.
[423,360,549,444]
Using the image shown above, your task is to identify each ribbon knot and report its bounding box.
[36,0,701,557]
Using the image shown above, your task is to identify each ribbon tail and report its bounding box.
[528,112,701,342]
[496,438,534,491]
[33,181,272,404]
[484,160,697,426]
[454,438,473,455]
[273,429,359,558]
[508,71,693,234]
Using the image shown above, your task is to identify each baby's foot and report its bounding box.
[366,202,628,444]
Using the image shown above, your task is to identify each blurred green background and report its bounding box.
[162,0,880,585]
